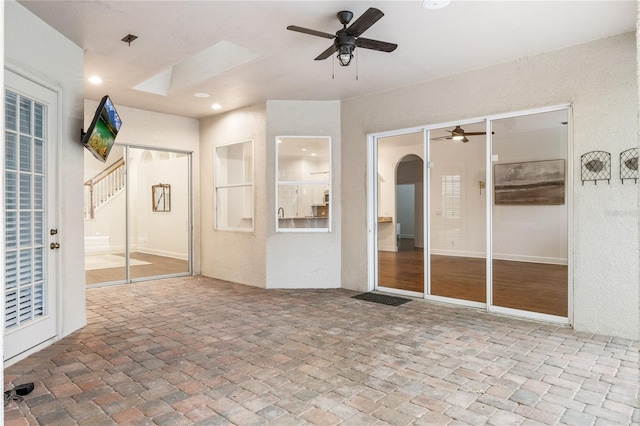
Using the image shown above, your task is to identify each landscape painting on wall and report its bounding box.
[494,159,565,205]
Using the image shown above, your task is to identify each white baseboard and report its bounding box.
[378,245,398,252]
[137,247,188,260]
[431,249,485,259]
[430,249,567,265]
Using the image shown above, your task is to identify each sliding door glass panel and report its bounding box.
[84,145,127,284]
[429,123,486,302]
[491,110,568,316]
[376,132,424,293]
[129,148,190,280]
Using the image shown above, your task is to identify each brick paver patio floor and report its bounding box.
[4,275,639,425]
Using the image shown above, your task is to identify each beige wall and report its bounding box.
[342,32,639,339]
[200,104,268,287]
[199,100,342,289]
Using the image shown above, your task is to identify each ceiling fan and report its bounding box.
[287,8,397,67]
[431,126,493,143]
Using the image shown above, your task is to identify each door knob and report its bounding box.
[50,228,58,235]
[50,242,60,249]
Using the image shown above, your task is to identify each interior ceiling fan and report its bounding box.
[287,7,397,67]
[431,126,493,143]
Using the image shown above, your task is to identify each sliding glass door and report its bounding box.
[84,146,192,286]
[428,122,486,305]
[371,106,570,323]
[490,109,569,318]
[84,145,127,284]
[128,148,191,281]
[376,131,425,295]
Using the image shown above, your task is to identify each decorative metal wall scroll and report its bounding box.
[581,151,610,185]
[620,148,638,184]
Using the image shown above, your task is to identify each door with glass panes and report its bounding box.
[4,70,58,361]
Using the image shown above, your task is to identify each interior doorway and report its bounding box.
[84,145,192,286]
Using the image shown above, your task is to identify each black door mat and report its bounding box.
[352,292,411,306]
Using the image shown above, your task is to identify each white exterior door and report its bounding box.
[4,70,58,361]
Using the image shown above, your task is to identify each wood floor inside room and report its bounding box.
[85,252,189,285]
[378,238,567,317]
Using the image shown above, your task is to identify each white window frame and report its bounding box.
[214,139,254,232]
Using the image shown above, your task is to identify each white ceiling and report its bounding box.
[18,1,636,119]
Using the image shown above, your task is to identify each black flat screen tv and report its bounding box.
[81,95,122,162]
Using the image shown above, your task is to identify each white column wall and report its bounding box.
[342,32,639,339]
[266,101,341,289]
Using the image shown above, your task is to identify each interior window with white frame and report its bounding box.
[276,136,331,232]
[215,140,253,231]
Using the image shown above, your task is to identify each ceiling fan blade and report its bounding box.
[356,37,397,53]
[315,44,336,61]
[346,7,384,37]
[287,25,336,40]
[461,136,469,143]
[430,136,452,141]
[462,131,487,136]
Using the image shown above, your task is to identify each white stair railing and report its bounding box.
[84,158,125,219]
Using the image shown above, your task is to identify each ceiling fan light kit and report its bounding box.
[422,0,451,10]
[287,8,397,68]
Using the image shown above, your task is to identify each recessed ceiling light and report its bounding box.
[194,92,210,98]
[311,153,317,157]
[211,103,222,110]
[88,76,103,85]
[301,148,307,152]
[422,0,450,9]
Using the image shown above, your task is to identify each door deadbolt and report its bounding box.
[50,242,60,249]
[50,228,58,235]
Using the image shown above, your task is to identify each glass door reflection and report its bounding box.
[490,110,569,317]
[84,145,127,284]
[429,122,486,303]
[128,148,190,281]
[84,146,191,285]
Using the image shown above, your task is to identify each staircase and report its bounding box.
[84,158,125,219]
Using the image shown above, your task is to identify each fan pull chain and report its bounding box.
[332,55,335,80]
[356,51,359,81]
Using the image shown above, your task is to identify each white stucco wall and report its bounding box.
[342,32,639,339]
[200,104,268,287]
[266,101,342,289]
[5,1,85,338]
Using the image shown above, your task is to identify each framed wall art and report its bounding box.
[494,159,565,205]
[152,183,171,212]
